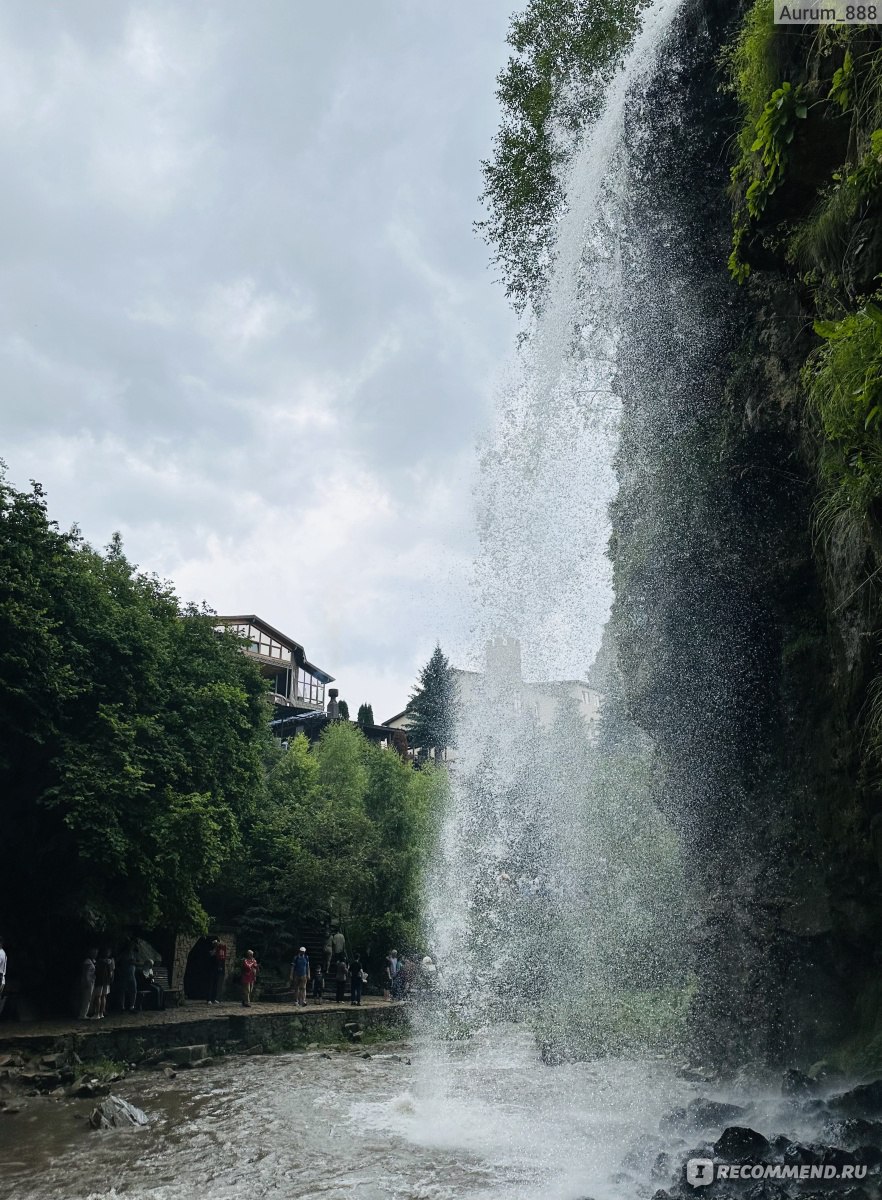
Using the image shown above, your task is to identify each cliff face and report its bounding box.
[608,0,882,1066]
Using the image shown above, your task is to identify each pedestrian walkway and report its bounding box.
[0,996,400,1043]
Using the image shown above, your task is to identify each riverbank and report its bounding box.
[0,997,407,1066]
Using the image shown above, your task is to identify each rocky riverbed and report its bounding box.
[3,1027,882,1200]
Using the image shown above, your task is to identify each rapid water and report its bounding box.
[0,1039,833,1200]
[425,0,688,1039]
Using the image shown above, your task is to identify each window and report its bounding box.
[222,622,289,661]
[296,668,325,706]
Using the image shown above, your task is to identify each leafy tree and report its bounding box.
[356,702,375,727]
[0,471,268,1000]
[233,723,438,969]
[478,0,649,312]
[337,699,350,720]
[405,646,458,758]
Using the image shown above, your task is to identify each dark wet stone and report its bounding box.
[822,1117,882,1148]
[782,1141,823,1166]
[744,1184,790,1200]
[660,1106,688,1133]
[830,1081,882,1118]
[66,1077,111,1098]
[713,1127,770,1160]
[782,1068,818,1098]
[854,1144,882,1169]
[622,1134,667,1172]
[652,1151,672,1180]
[688,1098,747,1129]
[821,1145,857,1169]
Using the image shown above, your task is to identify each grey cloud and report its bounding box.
[0,0,518,716]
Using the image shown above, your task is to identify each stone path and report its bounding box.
[0,996,400,1042]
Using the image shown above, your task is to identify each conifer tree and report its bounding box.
[405,645,458,758]
[357,702,374,727]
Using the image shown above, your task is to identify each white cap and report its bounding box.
[299,946,306,952]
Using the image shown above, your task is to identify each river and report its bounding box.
[0,1028,824,1200]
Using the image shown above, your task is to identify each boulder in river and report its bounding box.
[89,1095,148,1130]
[822,1117,882,1148]
[660,1106,688,1133]
[782,1068,818,1098]
[67,1077,111,1099]
[829,1081,882,1118]
[687,1098,747,1129]
[713,1127,770,1160]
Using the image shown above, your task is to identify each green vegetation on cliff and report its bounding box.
[726,8,882,528]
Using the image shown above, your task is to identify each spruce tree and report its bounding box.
[405,645,458,757]
[357,703,374,727]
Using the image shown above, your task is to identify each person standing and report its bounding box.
[92,948,115,1019]
[78,949,98,1020]
[311,962,324,1003]
[349,955,364,1006]
[118,944,137,1012]
[400,955,417,998]
[241,950,259,1007]
[334,957,349,1003]
[384,949,399,1001]
[322,933,333,976]
[289,946,310,1007]
[331,928,346,966]
[207,937,227,1005]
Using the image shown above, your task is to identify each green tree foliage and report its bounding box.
[233,725,439,964]
[337,699,350,720]
[356,702,374,727]
[405,645,458,756]
[478,0,650,311]
[0,472,268,974]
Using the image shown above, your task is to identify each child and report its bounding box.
[311,962,324,1003]
[241,950,259,1007]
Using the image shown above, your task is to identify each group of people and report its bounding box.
[78,945,165,1019]
[69,933,437,1020]
[287,944,437,1007]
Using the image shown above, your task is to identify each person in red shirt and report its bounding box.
[241,950,259,1007]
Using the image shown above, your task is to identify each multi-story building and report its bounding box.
[214,615,333,715]
[383,637,602,757]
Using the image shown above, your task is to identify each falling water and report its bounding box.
[424,0,689,1042]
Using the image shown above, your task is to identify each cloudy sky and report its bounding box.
[0,1,520,719]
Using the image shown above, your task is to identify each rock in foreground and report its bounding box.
[89,1095,148,1130]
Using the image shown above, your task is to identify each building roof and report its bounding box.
[216,614,334,683]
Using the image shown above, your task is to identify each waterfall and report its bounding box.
[423,0,689,1048]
